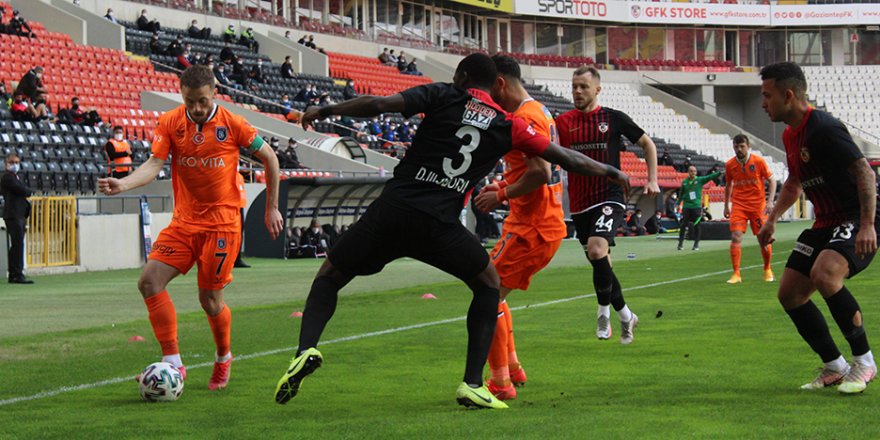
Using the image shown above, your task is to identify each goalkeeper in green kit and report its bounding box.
[677,165,722,250]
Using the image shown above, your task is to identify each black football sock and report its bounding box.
[609,273,627,312]
[590,256,613,306]
[463,278,500,386]
[677,222,687,247]
[785,300,842,363]
[825,286,870,357]
[297,276,341,355]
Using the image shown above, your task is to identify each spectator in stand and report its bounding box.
[0,82,10,105]
[660,147,672,166]
[15,66,46,102]
[284,30,292,40]
[104,8,117,24]
[280,55,295,79]
[279,93,293,113]
[2,153,35,284]
[231,57,249,87]
[342,80,357,100]
[214,63,241,91]
[57,96,85,125]
[299,219,330,257]
[136,9,160,33]
[0,7,6,34]
[277,138,301,169]
[249,59,268,84]
[239,27,259,53]
[166,34,184,57]
[645,210,667,235]
[388,49,398,65]
[665,192,680,225]
[188,19,211,39]
[382,122,397,142]
[104,125,133,178]
[404,59,423,76]
[626,209,647,236]
[367,117,382,138]
[680,155,693,173]
[149,33,164,55]
[305,35,317,50]
[708,163,724,186]
[8,10,34,38]
[294,84,318,104]
[223,24,236,43]
[220,41,235,64]
[203,54,215,66]
[317,92,332,107]
[177,49,192,70]
[9,92,36,122]
[378,48,393,66]
[190,52,203,66]
[396,120,413,145]
[397,51,408,71]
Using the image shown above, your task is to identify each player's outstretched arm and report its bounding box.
[97,156,164,196]
[849,157,878,255]
[300,94,406,130]
[637,134,660,196]
[254,144,283,240]
[757,173,802,247]
[539,142,630,196]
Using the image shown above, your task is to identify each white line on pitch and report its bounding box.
[0,263,773,407]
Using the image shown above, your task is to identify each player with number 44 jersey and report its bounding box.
[98,66,284,392]
[555,66,660,345]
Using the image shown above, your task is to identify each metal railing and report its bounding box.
[27,196,77,267]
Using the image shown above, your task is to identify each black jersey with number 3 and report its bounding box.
[783,108,874,229]
[555,106,644,214]
[381,83,549,223]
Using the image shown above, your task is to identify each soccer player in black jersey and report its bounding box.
[757,62,879,394]
[555,66,660,345]
[273,54,631,409]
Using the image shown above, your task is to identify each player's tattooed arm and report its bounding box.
[849,157,878,255]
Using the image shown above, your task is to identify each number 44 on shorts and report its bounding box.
[595,215,614,233]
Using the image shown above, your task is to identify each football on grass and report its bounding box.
[138,362,184,402]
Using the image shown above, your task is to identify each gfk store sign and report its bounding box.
[516,0,880,27]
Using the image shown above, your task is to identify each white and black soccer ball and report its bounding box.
[138,362,184,402]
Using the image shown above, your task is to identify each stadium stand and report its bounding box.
[327,52,431,96]
[803,65,880,144]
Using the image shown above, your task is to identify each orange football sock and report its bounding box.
[730,243,742,275]
[502,301,520,370]
[761,244,772,270]
[207,305,232,358]
[144,291,179,356]
[488,303,509,385]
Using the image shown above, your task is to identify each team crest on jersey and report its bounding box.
[192,132,205,145]
[800,147,810,163]
[598,122,609,133]
[602,205,613,215]
[218,238,226,250]
[216,126,228,142]
[749,164,755,172]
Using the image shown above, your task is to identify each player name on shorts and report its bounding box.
[177,156,227,168]
[415,166,468,193]
[570,142,607,151]
[462,99,496,130]
[801,175,825,189]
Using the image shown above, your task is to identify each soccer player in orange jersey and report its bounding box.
[723,134,776,284]
[474,56,567,401]
[98,66,283,390]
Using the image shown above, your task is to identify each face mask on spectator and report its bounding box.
[311,227,320,234]
[72,101,79,109]
[114,133,124,141]
[271,141,279,148]
[7,163,20,173]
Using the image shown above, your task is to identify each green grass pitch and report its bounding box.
[2,221,879,439]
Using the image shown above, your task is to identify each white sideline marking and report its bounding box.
[0,263,773,407]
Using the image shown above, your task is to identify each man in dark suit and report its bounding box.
[1,153,34,284]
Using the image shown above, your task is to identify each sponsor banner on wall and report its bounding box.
[514,0,880,27]
[626,3,769,26]
[450,0,514,13]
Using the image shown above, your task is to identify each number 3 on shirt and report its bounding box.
[595,215,614,233]
[444,126,480,178]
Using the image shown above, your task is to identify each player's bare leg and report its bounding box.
[138,260,186,379]
[778,267,849,389]
[810,251,875,393]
